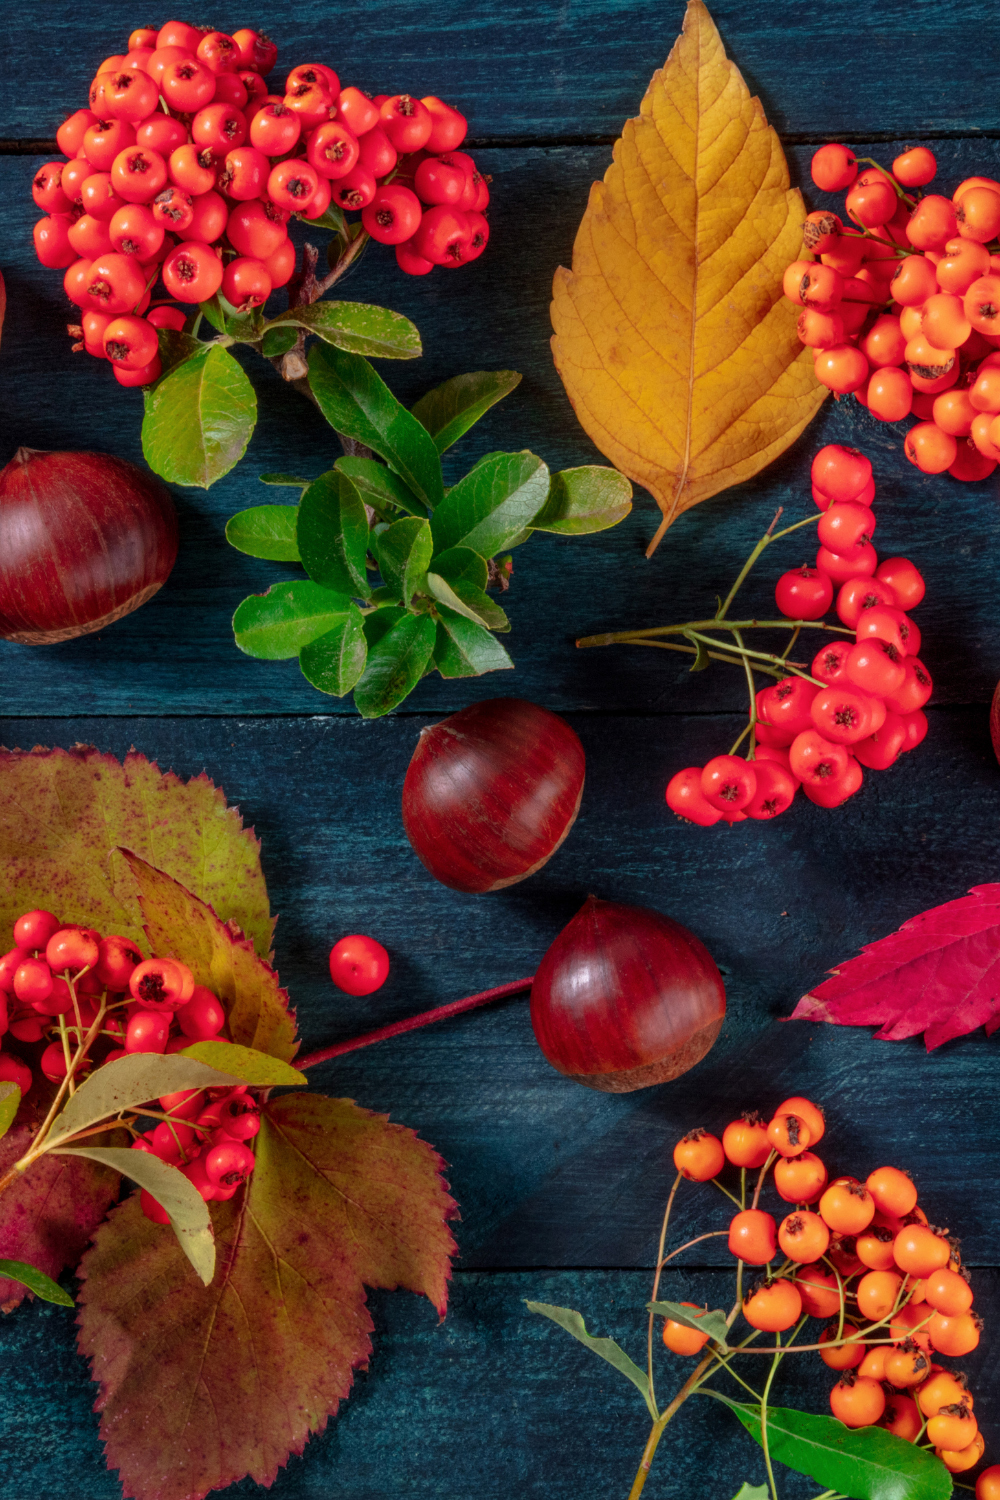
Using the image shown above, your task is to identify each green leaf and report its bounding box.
[300,201,348,236]
[269,301,421,360]
[411,370,522,454]
[308,343,444,511]
[353,613,436,718]
[299,607,368,697]
[434,611,515,678]
[0,1082,20,1143]
[54,1145,215,1286]
[335,456,427,519]
[435,574,509,631]
[690,637,710,671]
[261,326,299,358]
[200,295,226,335]
[714,1397,953,1500]
[233,581,354,660]
[531,466,633,535]
[296,469,372,598]
[647,1301,730,1348]
[154,327,201,373]
[258,472,313,488]
[431,546,489,590]
[525,1302,656,1419]
[731,1486,769,1500]
[46,1052,244,1148]
[431,452,550,558]
[180,1041,305,1086]
[142,343,257,489]
[226,505,301,561]
[0,1258,74,1306]
[376,518,433,606]
[363,604,405,650]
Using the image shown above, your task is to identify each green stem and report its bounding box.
[732,627,758,759]
[647,1172,682,1416]
[627,1350,716,1500]
[711,1177,744,1210]
[760,1327,789,1500]
[683,630,822,683]
[577,617,851,648]
[716,512,821,621]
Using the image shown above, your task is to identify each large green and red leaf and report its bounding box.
[77,1092,458,1500]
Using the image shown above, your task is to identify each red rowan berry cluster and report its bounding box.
[662,442,929,825]
[785,141,1000,480]
[669,1096,992,1479]
[0,906,254,1224]
[32,20,488,388]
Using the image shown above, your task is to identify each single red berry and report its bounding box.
[161,57,216,111]
[33,215,77,270]
[191,102,247,156]
[204,1138,256,1186]
[221,256,272,308]
[357,124,398,178]
[136,115,188,158]
[109,202,163,259]
[13,910,61,953]
[337,87,380,137]
[362,184,423,245]
[146,303,187,331]
[125,1009,171,1054]
[413,205,472,266]
[249,101,302,155]
[396,236,435,276]
[701,754,757,811]
[13,957,53,1007]
[774,566,833,621]
[226,200,289,258]
[177,985,226,1039]
[329,935,390,996]
[379,94,433,152]
[0,1052,33,1095]
[95,935,143,989]
[45,927,100,975]
[162,240,224,302]
[140,1188,171,1223]
[220,146,270,201]
[129,957,192,1010]
[219,1092,261,1140]
[421,96,468,153]
[267,158,320,210]
[331,163,377,210]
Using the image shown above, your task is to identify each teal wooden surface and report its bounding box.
[3,2,1000,1497]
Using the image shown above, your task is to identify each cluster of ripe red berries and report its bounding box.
[785,142,1000,480]
[667,1096,996,1482]
[33,21,488,388]
[666,444,930,825]
[0,907,253,1223]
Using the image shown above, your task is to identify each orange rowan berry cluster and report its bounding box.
[784,141,1000,481]
[667,1095,993,1480]
[32,20,487,388]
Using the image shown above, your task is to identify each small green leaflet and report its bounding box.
[142,343,257,488]
[54,1145,215,1286]
[436,575,509,631]
[299,607,368,696]
[0,1081,20,1142]
[434,611,514,678]
[431,546,489,590]
[267,301,421,360]
[297,470,372,598]
[353,613,436,718]
[308,343,444,511]
[647,1301,730,1348]
[424,571,491,626]
[298,201,348,237]
[430,451,550,558]
[179,1041,306,1086]
[411,370,522,454]
[525,1302,656,1420]
[226,505,301,561]
[154,327,200,374]
[0,1258,74,1306]
[46,1052,244,1147]
[363,604,405,651]
[258,473,313,488]
[711,1395,952,1500]
[731,1486,769,1500]
[261,326,299,358]
[335,456,427,519]
[531,466,634,535]
[233,580,354,660]
[375,517,433,606]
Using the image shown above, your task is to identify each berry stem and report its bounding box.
[577,617,851,647]
[295,977,535,1070]
[647,1172,683,1417]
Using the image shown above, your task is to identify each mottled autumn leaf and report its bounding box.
[551,0,826,555]
[792,883,1000,1050]
[0,746,273,958]
[77,1092,458,1500]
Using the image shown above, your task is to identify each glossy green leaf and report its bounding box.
[55,1146,215,1286]
[297,469,371,598]
[226,505,301,561]
[0,1082,19,1143]
[353,613,436,718]
[233,581,354,660]
[731,1486,769,1500]
[142,343,256,489]
[260,326,299,358]
[0,1258,74,1306]
[531,466,634,534]
[431,451,549,558]
[269,301,421,359]
[180,1041,305,1086]
[376,518,434,606]
[438,575,509,631]
[425,572,492,628]
[335,456,427,519]
[434,611,515,678]
[430,546,489,590]
[259,472,312,488]
[200,295,226,335]
[46,1052,243,1148]
[411,370,522,453]
[308,343,444,510]
[154,327,200,373]
[525,1302,656,1419]
[714,1396,952,1500]
[363,604,405,651]
[299,608,368,697]
[647,1301,730,1348]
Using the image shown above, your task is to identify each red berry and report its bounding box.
[146,303,186,331]
[875,557,925,611]
[853,713,909,770]
[0,949,27,993]
[219,1092,261,1140]
[396,236,435,276]
[811,640,852,685]
[811,143,859,192]
[357,124,398,178]
[0,1051,32,1095]
[802,756,863,807]
[151,1119,195,1161]
[836,576,896,628]
[33,215,76,270]
[774,566,833,621]
[337,87,380,137]
[204,1139,255,1186]
[177,985,226,1039]
[413,156,467,206]
[845,640,905,698]
[362,184,422,245]
[196,31,240,76]
[817,501,876,553]
[136,115,188,157]
[811,445,873,503]
[250,102,302,155]
[102,313,158,369]
[113,355,161,387]
[140,1188,170,1223]
[413,205,471,266]
[231,28,278,74]
[68,213,113,259]
[187,190,228,244]
[57,108,97,158]
[129,957,192,1010]
[33,162,72,214]
[13,957,53,1007]
[81,172,125,222]
[379,95,433,153]
[665,767,723,826]
[810,685,877,745]
[331,164,377,210]
[267,158,320,210]
[421,96,468,153]
[884,659,933,714]
[758,677,818,736]
[306,120,360,180]
[111,147,168,204]
[816,543,878,586]
[226,200,288,258]
[181,1153,219,1200]
[700,755,756,812]
[152,185,194,233]
[86,251,147,314]
[161,57,216,111]
[125,1009,170,1054]
[192,102,247,155]
[109,203,163,259]
[221,256,272,308]
[168,143,216,197]
[220,146,270,201]
[263,238,296,288]
[788,730,850,786]
[329,935,390,996]
[45,927,100,975]
[745,760,797,820]
[13,910,61,952]
[162,240,224,302]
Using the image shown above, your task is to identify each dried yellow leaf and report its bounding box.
[551,0,827,556]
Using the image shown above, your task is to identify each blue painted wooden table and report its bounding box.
[2,3,1000,1496]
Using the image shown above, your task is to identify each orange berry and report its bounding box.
[819,1321,864,1369]
[858,1346,887,1381]
[883,1338,932,1388]
[799,263,844,312]
[811,143,858,193]
[898,302,925,340]
[767,1112,811,1158]
[904,421,957,474]
[778,1210,830,1264]
[954,175,1000,202]
[917,1367,972,1417]
[797,307,845,349]
[662,1304,711,1355]
[976,1464,1000,1499]
[819,1182,875,1235]
[970,362,1000,411]
[892,147,936,188]
[814,344,869,395]
[795,1267,841,1320]
[846,170,898,229]
[861,314,906,368]
[956,187,1000,244]
[783,258,816,305]
[742,1278,802,1332]
[971,410,1000,461]
[938,1432,985,1474]
[828,1232,865,1278]
[821,235,866,277]
[906,195,958,251]
[855,1225,897,1271]
[830,1372,885,1428]
[935,236,990,295]
[890,254,938,306]
[928,1310,981,1357]
[924,1267,973,1317]
[856,1269,902,1320]
[904,333,957,374]
[728,1209,777,1265]
[965,273,1000,334]
[774,1096,825,1144]
[722,1114,771,1169]
[922,291,971,350]
[802,210,845,253]
[894,1224,951,1277]
[774,1151,827,1204]
[880,1392,922,1441]
[673,1129,725,1181]
[933,388,975,436]
[927,1405,979,1451]
[867,367,913,423]
[889,1300,933,1349]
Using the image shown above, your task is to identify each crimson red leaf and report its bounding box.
[792,883,1000,1049]
[77,1092,458,1500]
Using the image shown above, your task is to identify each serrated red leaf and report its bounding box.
[792,883,1000,1050]
[77,1093,458,1500]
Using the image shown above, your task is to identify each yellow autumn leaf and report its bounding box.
[551,0,827,556]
